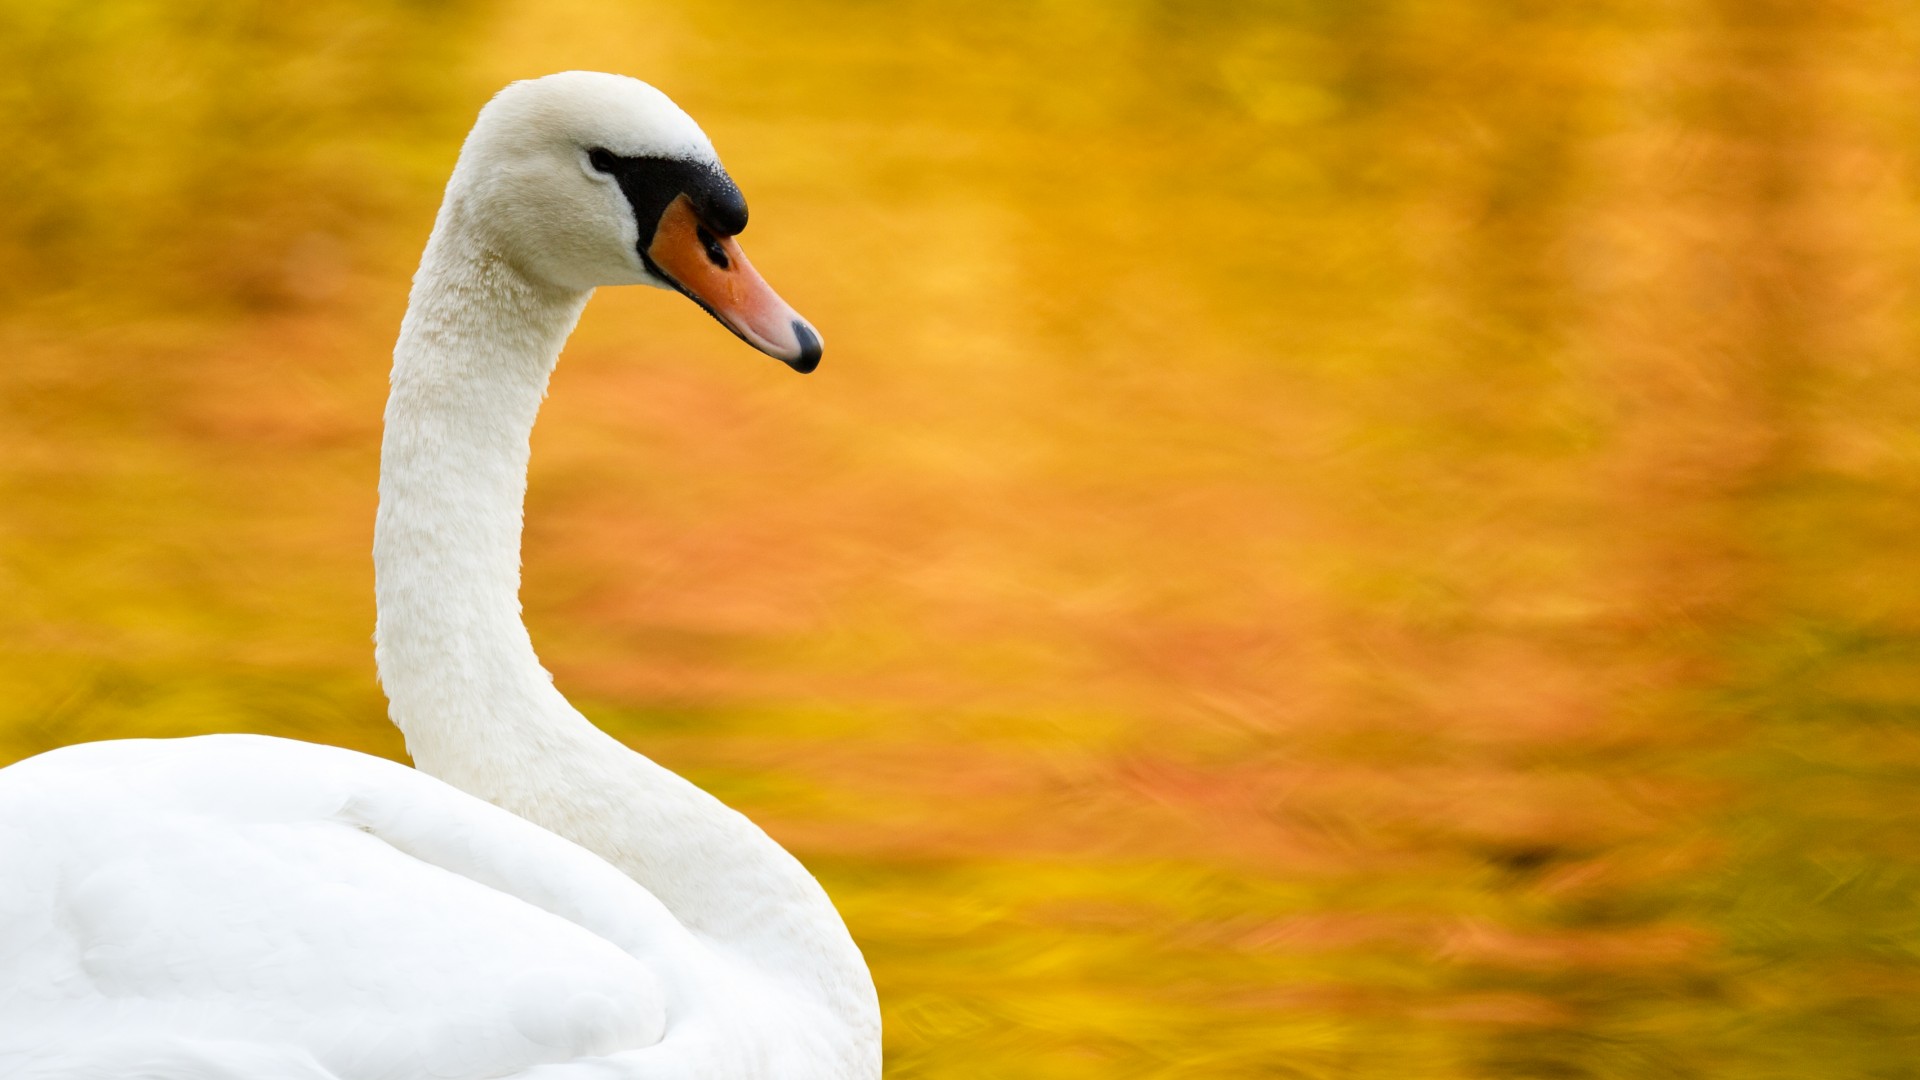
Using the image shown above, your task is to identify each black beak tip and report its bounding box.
[786,321,822,374]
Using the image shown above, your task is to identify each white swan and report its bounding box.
[0,72,874,1080]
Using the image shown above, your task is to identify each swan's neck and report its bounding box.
[373,207,877,1058]
[374,213,584,745]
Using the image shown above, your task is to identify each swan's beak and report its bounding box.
[647,195,823,373]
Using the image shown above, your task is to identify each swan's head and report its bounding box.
[452,71,822,373]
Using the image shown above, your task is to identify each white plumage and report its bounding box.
[2,737,675,1078]
[0,72,877,1079]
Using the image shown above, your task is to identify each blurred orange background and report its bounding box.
[6,1,1920,1076]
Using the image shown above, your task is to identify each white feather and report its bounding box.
[0,72,878,1079]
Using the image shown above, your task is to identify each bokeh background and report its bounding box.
[5,1,1920,1076]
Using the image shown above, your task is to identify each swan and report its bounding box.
[0,72,874,1079]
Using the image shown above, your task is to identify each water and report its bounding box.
[3,1,1919,1075]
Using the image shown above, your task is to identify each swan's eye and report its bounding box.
[586,148,618,174]
[696,225,730,270]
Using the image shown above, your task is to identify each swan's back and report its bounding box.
[0,736,697,1079]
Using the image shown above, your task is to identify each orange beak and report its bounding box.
[646,194,823,373]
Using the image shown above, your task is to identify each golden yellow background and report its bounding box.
[5,1,1920,1076]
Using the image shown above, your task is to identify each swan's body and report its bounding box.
[0,72,875,1079]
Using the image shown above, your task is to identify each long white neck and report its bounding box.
[372,199,878,1061]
